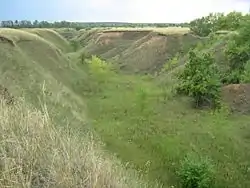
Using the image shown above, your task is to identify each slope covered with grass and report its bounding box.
[24,28,71,52]
[0,28,151,188]
[77,55,250,188]
[2,25,250,188]
[0,99,150,188]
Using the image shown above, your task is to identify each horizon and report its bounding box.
[1,0,250,23]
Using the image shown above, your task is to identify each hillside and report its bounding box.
[1,26,250,188]
[73,27,205,73]
[70,28,250,188]
[0,28,148,188]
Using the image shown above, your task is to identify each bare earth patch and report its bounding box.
[222,84,250,113]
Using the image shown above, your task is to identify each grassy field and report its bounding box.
[101,27,191,35]
[80,57,250,188]
[1,26,250,188]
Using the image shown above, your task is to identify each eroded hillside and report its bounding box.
[72,28,205,73]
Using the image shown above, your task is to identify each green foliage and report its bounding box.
[79,51,91,64]
[162,54,180,73]
[86,56,113,85]
[190,12,244,36]
[70,40,81,51]
[178,154,215,188]
[177,50,221,108]
[241,60,250,83]
[224,16,250,84]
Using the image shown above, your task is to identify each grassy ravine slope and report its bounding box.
[0,28,150,188]
[1,27,250,188]
[74,27,204,73]
[73,30,250,188]
[81,60,250,188]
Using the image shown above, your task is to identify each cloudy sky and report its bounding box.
[1,0,250,22]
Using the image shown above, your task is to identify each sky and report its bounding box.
[1,0,250,23]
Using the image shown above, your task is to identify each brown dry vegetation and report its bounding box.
[0,99,150,188]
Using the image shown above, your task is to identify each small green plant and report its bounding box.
[70,40,81,51]
[135,87,148,113]
[241,60,250,83]
[85,56,114,90]
[178,154,215,188]
[79,51,91,64]
[177,50,221,108]
[161,54,179,73]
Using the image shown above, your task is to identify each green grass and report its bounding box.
[0,28,150,188]
[80,57,250,188]
[2,26,250,188]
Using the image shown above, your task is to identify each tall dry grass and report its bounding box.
[0,98,152,188]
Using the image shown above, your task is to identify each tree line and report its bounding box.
[189,11,248,36]
[0,20,188,30]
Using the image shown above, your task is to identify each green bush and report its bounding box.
[177,50,221,108]
[70,40,81,51]
[224,15,250,84]
[241,60,250,83]
[178,154,215,188]
[224,40,249,84]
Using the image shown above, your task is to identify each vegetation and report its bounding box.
[177,154,215,188]
[177,50,221,108]
[0,99,148,188]
[190,11,244,36]
[0,20,188,30]
[80,55,250,188]
[1,10,250,188]
[224,15,250,84]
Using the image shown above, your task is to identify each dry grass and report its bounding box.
[0,28,42,42]
[102,27,191,35]
[25,28,71,52]
[0,99,152,188]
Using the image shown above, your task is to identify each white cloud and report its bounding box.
[56,0,250,22]
[126,0,250,23]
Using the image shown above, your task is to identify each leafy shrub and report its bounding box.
[161,54,180,73]
[177,50,221,108]
[70,40,81,51]
[241,60,250,83]
[224,16,250,84]
[224,40,249,84]
[177,154,215,188]
[82,56,114,94]
[79,51,91,64]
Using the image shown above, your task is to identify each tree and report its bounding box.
[177,50,221,108]
[189,11,244,37]
[224,15,250,84]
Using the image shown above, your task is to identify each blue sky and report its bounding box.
[1,0,250,23]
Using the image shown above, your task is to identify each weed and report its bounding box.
[177,154,215,188]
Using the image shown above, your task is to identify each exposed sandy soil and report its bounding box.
[222,84,250,114]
